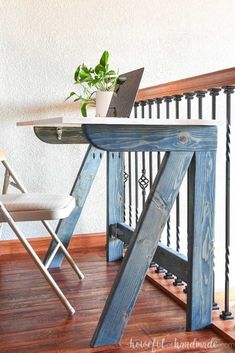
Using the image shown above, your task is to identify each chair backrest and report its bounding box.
[0,149,26,194]
[0,149,6,162]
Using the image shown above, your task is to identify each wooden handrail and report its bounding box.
[136,67,235,102]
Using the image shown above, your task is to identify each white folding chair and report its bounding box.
[0,149,84,315]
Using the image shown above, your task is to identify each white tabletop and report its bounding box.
[17,116,219,127]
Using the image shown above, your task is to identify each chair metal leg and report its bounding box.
[1,159,84,280]
[42,220,84,280]
[0,203,75,315]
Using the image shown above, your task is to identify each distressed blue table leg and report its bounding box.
[90,151,193,347]
[187,151,216,330]
[106,152,124,262]
[44,145,104,268]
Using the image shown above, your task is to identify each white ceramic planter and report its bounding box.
[95,91,113,117]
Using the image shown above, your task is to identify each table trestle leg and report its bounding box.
[107,152,124,261]
[187,151,216,330]
[91,151,193,347]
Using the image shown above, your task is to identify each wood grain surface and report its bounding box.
[83,125,217,152]
[0,242,234,353]
[106,152,124,261]
[136,67,235,101]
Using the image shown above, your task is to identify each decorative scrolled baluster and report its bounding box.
[148,100,154,187]
[134,102,139,225]
[220,86,235,320]
[126,103,141,227]
[135,153,139,225]
[139,101,149,210]
[138,171,149,210]
[209,88,221,310]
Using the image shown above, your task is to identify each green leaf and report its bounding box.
[95,64,105,74]
[81,64,90,73]
[65,92,77,101]
[106,70,116,76]
[79,71,90,79]
[81,102,88,117]
[100,51,109,67]
[74,66,80,81]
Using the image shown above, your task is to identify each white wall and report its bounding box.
[0,0,234,243]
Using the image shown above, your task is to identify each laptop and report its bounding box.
[107,68,144,118]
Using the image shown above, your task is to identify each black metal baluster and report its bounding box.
[138,101,149,210]
[164,96,174,280]
[184,92,194,119]
[212,275,219,311]
[135,152,139,225]
[123,155,128,223]
[164,96,172,249]
[209,88,221,120]
[128,152,132,227]
[184,92,195,292]
[195,91,206,119]
[155,98,165,274]
[209,88,221,310]
[156,98,162,168]
[173,95,184,286]
[134,102,139,225]
[220,86,235,320]
[134,102,139,120]
[148,100,154,187]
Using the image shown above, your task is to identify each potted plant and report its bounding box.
[66,51,127,117]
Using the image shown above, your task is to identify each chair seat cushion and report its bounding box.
[0,193,75,222]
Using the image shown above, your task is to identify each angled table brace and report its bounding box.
[44,144,104,268]
[91,151,193,346]
[44,147,125,266]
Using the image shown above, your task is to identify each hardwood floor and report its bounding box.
[0,244,234,353]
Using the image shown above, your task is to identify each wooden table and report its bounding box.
[17,117,218,347]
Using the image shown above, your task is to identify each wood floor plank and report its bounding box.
[0,246,234,353]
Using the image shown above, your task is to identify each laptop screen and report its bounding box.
[107,68,144,118]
